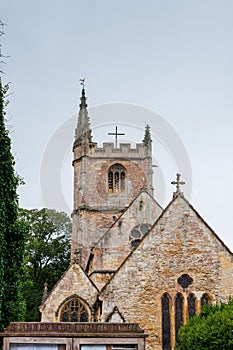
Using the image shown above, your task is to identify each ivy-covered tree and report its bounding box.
[177,299,233,350]
[19,208,71,321]
[0,78,27,331]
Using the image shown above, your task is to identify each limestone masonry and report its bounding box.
[39,87,233,350]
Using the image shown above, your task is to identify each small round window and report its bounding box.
[129,223,151,247]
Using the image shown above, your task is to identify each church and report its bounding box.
[39,86,233,350]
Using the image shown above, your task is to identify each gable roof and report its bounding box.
[181,195,232,255]
[40,261,99,307]
[99,192,233,294]
[87,189,163,277]
[94,188,163,248]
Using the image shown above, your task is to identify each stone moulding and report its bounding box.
[1,322,147,338]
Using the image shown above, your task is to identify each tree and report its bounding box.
[177,299,233,350]
[0,78,27,331]
[19,208,71,321]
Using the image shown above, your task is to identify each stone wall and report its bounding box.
[40,264,98,322]
[72,140,154,269]
[89,191,163,289]
[99,195,233,350]
[71,209,123,268]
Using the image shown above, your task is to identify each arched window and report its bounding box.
[175,293,184,344]
[120,172,125,190]
[60,298,89,322]
[201,293,210,308]
[108,164,126,193]
[108,171,113,190]
[188,293,196,318]
[162,293,171,350]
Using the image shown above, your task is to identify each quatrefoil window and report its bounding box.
[177,274,193,289]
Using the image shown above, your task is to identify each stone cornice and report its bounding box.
[2,322,146,338]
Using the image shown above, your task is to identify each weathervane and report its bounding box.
[171,173,185,197]
[79,78,85,88]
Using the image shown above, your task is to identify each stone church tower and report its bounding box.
[40,87,233,350]
[72,86,154,269]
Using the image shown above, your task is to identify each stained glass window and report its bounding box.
[162,293,171,350]
[201,293,209,308]
[188,293,196,318]
[177,274,193,289]
[175,293,183,344]
[60,298,89,322]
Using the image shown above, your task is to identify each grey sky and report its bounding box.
[1,0,233,250]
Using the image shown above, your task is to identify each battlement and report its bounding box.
[92,142,151,158]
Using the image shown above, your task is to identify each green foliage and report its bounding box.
[177,299,233,350]
[19,208,71,321]
[0,78,27,331]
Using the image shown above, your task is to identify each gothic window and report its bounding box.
[201,293,210,308]
[129,223,151,247]
[188,293,196,318]
[108,164,126,193]
[60,298,89,322]
[162,293,171,350]
[120,172,125,190]
[177,274,193,289]
[175,293,183,344]
[114,172,119,190]
[108,171,113,190]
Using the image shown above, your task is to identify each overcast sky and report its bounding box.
[1,0,233,250]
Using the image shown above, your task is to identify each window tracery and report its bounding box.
[177,274,193,289]
[108,164,126,193]
[60,298,89,322]
[161,281,213,348]
[129,223,151,247]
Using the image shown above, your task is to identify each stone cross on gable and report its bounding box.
[108,126,125,148]
[171,173,185,197]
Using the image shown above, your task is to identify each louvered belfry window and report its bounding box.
[108,164,126,193]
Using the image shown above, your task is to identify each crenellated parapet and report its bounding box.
[73,141,152,162]
[93,142,151,158]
